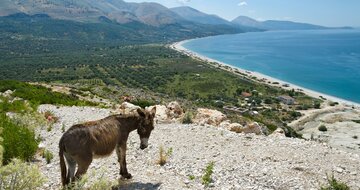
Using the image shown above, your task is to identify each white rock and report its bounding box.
[193,108,227,126]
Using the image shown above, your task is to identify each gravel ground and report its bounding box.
[37,105,360,190]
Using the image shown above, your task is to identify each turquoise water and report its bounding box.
[183,29,360,104]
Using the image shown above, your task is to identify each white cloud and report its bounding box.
[238,1,248,6]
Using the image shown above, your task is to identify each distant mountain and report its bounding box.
[0,12,243,45]
[232,16,329,30]
[0,0,185,26]
[261,20,327,30]
[231,16,263,28]
[170,6,231,26]
[0,0,248,44]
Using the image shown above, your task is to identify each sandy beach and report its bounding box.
[170,40,360,108]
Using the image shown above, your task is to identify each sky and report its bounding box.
[125,0,360,27]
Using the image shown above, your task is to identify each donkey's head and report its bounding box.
[136,107,156,150]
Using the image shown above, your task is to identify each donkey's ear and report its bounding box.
[150,106,156,117]
[137,108,146,117]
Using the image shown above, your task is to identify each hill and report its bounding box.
[0,12,242,46]
[171,6,231,26]
[232,16,333,30]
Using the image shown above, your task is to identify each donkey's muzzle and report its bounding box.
[140,138,149,150]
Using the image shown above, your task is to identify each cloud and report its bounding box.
[238,1,248,6]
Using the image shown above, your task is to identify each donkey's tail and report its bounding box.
[59,138,67,186]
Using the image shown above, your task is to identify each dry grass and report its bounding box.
[157,145,167,166]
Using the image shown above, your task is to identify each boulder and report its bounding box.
[219,120,231,130]
[166,101,184,119]
[147,105,168,123]
[228,123,244,133]
[270,127,285,137]
[193,108,227,126]
[241,122,263,135]
[117,102,141,114]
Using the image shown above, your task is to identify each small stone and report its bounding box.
[335,167,344,173]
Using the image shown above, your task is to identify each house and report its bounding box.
[277,95,295,105]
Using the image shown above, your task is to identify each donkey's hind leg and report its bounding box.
[64,153,77,183]
[74,155,93,180]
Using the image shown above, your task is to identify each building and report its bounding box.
[277,95,295,105]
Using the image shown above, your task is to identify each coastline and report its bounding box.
[170,39,360,108]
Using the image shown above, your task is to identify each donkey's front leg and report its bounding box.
[116,143,132,179]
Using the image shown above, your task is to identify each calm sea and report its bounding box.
[183,29,360,104]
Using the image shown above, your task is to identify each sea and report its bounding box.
[182,29,360,104]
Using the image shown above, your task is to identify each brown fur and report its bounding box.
[59,107,156,187]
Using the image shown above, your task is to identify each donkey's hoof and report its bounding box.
[121,173,132,179]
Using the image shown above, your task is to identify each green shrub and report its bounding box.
[188,175,195,180]
[182,111,193,124]
[0,98,29,113]
[202,161,215,187]
[0,80,96,108]
[318,125,328,132]
[0,159,46,190]
[1,114,38,165]
[68,170,115,190]
[320,175,350,190]
[130,99,155,108]
[0,128,3,166]
[42,150,54,164]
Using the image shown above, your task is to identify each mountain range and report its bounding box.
[0,0,351,44]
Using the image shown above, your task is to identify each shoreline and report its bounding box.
[170,39,360,108]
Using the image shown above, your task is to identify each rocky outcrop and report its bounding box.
[166,101,184,120]
[117,102,141,115]
[193,108,227,126]
[147,101,184,124]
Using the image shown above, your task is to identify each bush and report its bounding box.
[318,125,328,132]
[320,175,350,190]
[130,99,155,108]
[182,111,193,124]
[42,150,54,164]
[0,80,96,108]
[1,114,38,165]
[68,170,116,190]
[0,128,3,166]
[0,159,46,190]
[202,161,215,187]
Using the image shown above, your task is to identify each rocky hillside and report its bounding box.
[36,104,360,189]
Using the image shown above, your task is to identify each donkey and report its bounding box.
[59,107,156,186]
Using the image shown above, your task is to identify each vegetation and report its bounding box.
[320,175,350,190]
[0,81,96,108]
[0,159,46,190]
[65,170,116,190]
[202,161,215,187]
[157,146,167,166]
[188,175,196,180]
[0,127,3,166]
[1,114,38,165]
[182,111,194,124]
[130,99,155,109]
[318,125,328,132]
[42,150,54,164]
[0,40,319,132]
